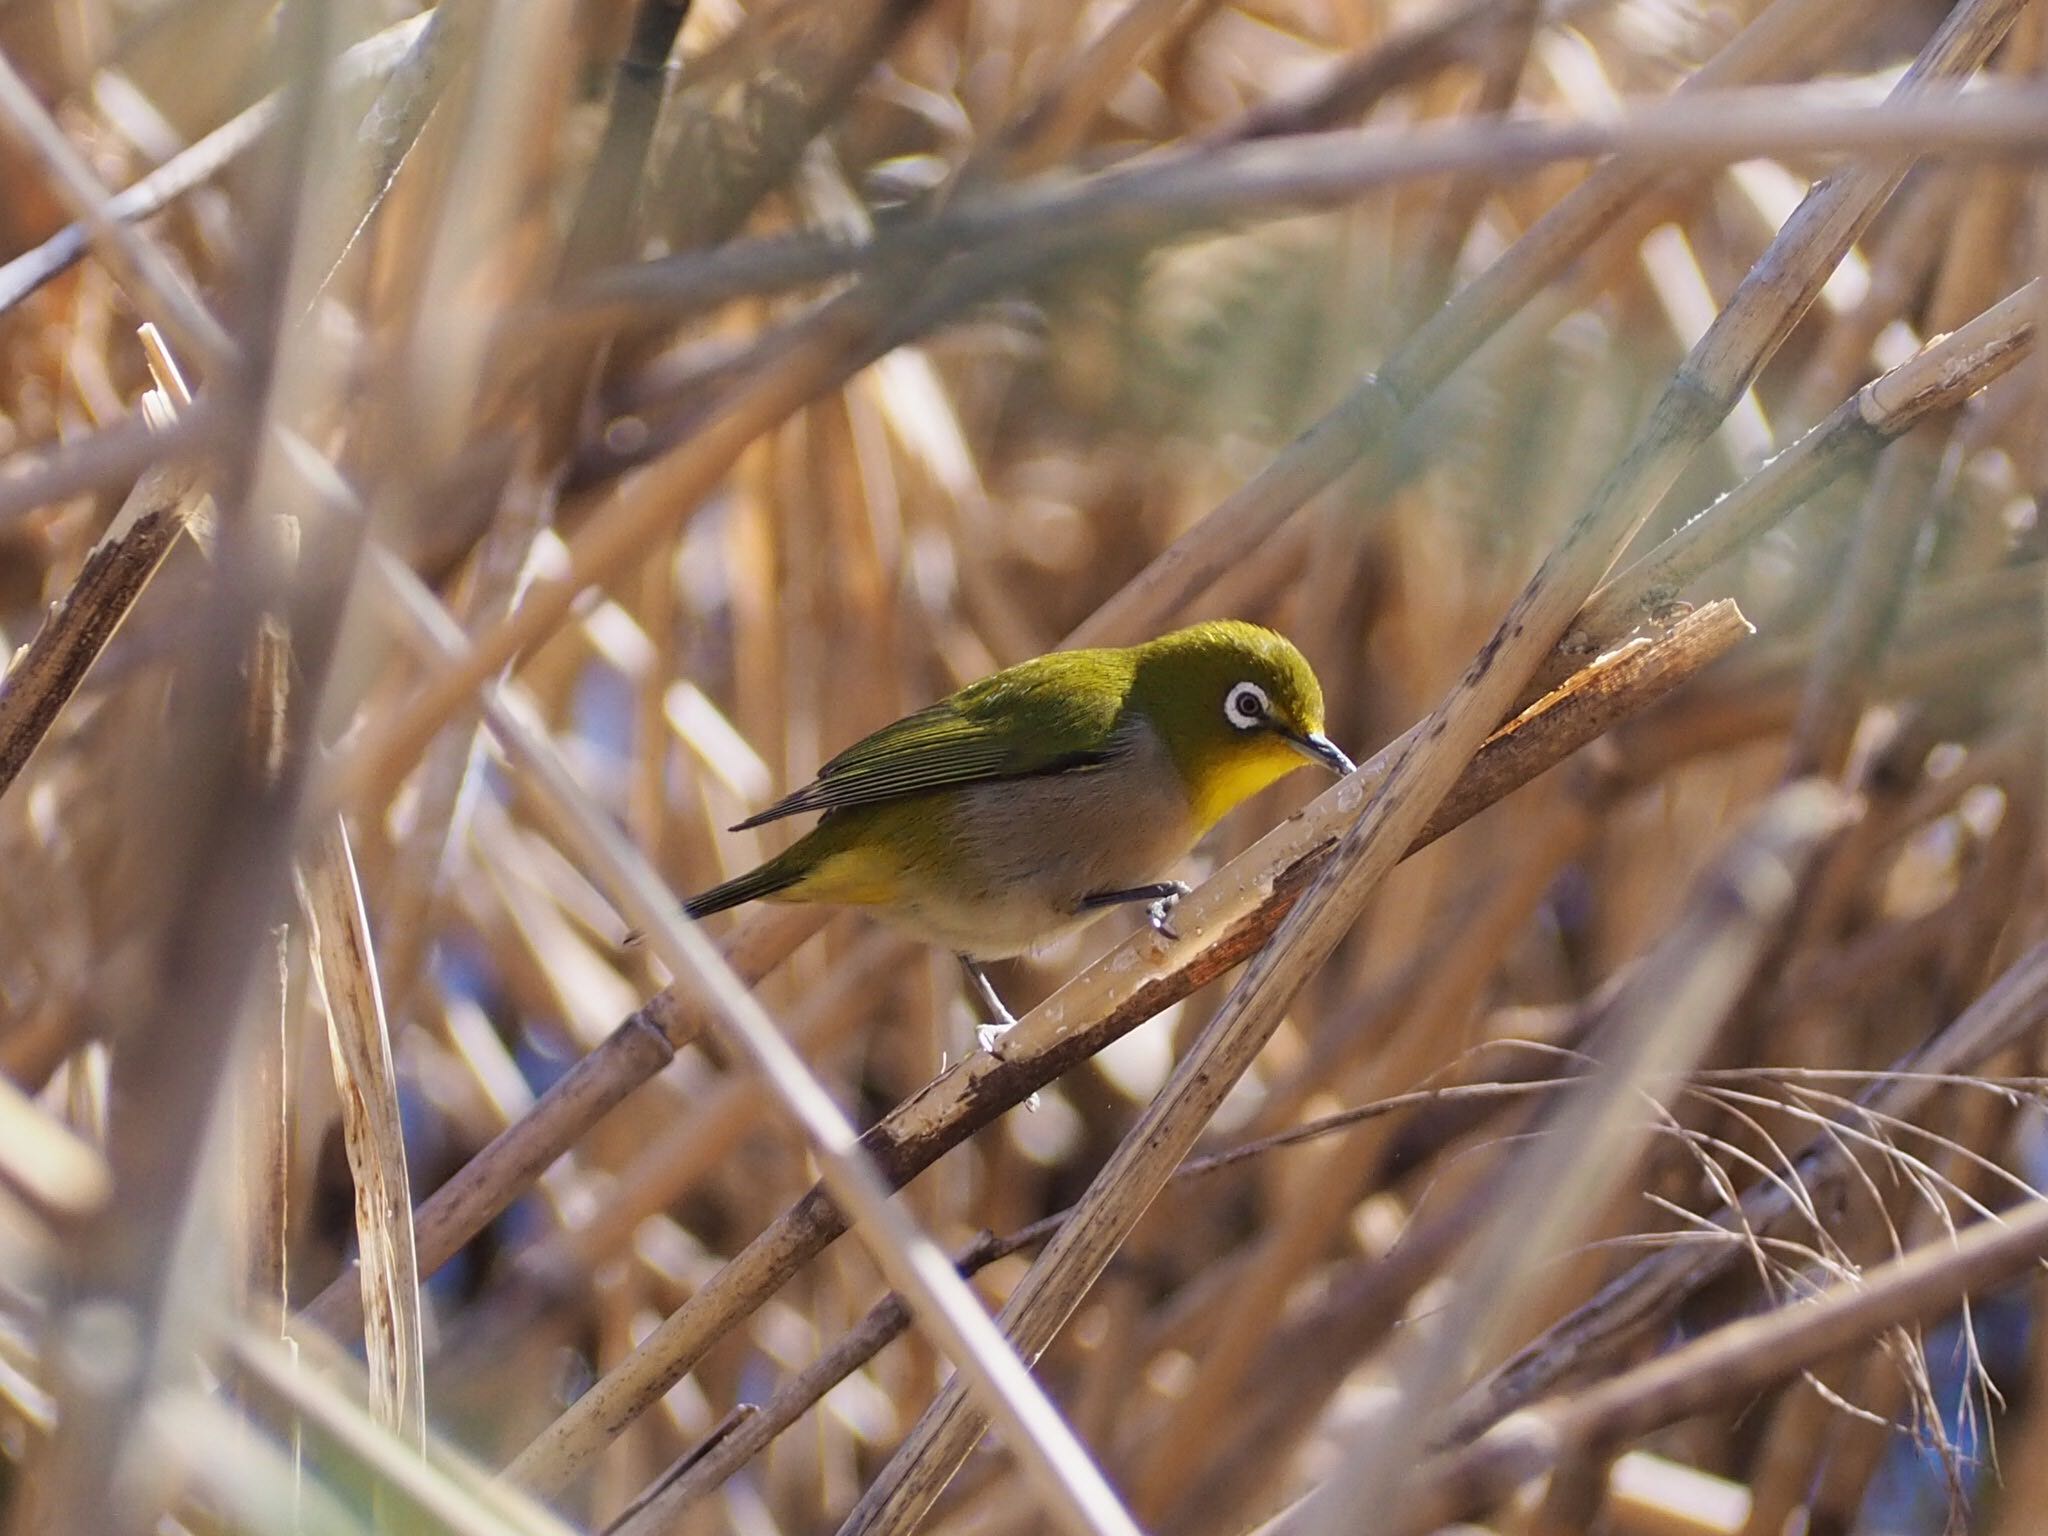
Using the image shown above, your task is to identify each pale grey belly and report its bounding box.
[886,729,1197,959]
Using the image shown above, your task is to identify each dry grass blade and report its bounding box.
[299,816,426,1450]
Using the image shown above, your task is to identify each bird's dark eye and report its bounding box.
[1224,681,1270,730]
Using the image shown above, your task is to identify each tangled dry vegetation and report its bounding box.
[2,0,2048,1532]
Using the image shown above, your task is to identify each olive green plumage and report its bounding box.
[683,621,1352,969]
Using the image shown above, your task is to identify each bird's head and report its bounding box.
[1129,621,1355,831]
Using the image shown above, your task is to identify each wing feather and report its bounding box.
[731,652,1133,829]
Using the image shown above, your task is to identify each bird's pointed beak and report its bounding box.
[1287,730,1356,778]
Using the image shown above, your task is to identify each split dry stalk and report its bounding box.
[299,816,426,1450]
[0,461,205,797]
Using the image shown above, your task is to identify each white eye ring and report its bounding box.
[1224,681,1270,731]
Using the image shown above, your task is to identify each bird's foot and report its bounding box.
[1147,882,1193,942]
[960,956,1020,1058]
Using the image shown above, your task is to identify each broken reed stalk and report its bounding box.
[833,4,2025,1529]
[0,463,204,797]
[504,599,1752,1494]
[298,817,426,1450]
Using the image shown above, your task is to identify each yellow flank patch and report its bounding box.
[1187,738,1311,831]
[786,842,907,907]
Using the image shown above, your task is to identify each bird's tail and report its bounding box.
[683,851,808,920]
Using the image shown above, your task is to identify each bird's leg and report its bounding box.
[1078,880,1193,941]
[958,955,1020,1054]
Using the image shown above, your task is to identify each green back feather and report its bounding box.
[729,648,1139,830]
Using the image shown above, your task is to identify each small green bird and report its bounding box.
[684,620,1353,1038]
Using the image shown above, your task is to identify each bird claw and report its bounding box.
[1147,883,1192,942]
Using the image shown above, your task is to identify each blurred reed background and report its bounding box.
[1,0,2047,1533]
